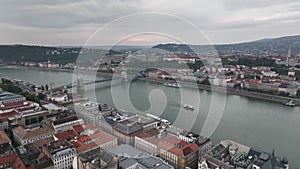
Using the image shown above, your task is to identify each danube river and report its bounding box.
[1,67,300,167]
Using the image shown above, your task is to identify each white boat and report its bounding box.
[164,82,181,88]
[284,100,296,107]
[161,119,171,125]
[183,104,194,110]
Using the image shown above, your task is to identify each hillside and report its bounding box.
[0,45,80,64]
[153,35,300,56]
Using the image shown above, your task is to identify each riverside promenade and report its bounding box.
[138,77,300,106]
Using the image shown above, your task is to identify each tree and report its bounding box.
[37,93,46,100]
[297,90,300,98]
[199,78,210,85]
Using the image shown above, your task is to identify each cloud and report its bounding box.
[0,0,300,45]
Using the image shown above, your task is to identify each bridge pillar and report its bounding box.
[77,77,85,96]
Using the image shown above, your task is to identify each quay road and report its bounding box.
[136,77,300,106]
[38,72,299,106]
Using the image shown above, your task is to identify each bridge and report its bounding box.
[64,78,114,89]
[45,68,164,94]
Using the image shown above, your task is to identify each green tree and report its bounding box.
[297,90,300,98]
[37,93,46,100]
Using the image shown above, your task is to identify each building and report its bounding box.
[178,131,212,157]
[134,129,160,156]
[135,134,199,169]
[199,139,289,169]
[10,110,49,128]
[52,122,118,155]
[76,147,118,169]
[0,92,26,105]
[42,103,67,113]
[0,129,12,157]
[249,149,289,169]
[13,125,54,145]
[89,130,118,151]
[157,136,199,169]
[0,110,19,129]
[245,80,280,92]
[112,115,158,145]
[0,151,25,169]
[0,129,26,169]
[119,153,174,169]
[43,140,76,169]
[74,102,116,127]
[70,130,118,154]
[52,115,84,132]
[109,144,173,169]
[109,144,146,158]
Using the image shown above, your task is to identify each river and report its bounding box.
[1,66,299,167]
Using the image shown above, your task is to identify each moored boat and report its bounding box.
[164,82,181,88]
[284,100,295,107]
[183,104,194,110]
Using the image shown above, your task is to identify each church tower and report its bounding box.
[286,45,291,66]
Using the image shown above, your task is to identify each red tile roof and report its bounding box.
[157,136,199,157]
[34,137,54,148]
[0,101,30,110]
[76,142,98,154]
[73,124,84,133]
[54,129,78,140]
[0,152,19,166]
[0,110,19,122]
[83,123,98,131]
[0,129,11,145]
[71,130,116,154]
[90,130,117,146]
[12,157,26,169]
[77,134,91,143]
[70,140,83,148]
[14,126,54,139]
[37,153,47,161]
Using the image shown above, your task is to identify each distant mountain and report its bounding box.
[0,44,150,65]
[1,34,300,64]
[153,34,300,56]
[0,45,81,64]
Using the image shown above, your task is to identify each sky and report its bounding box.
[0,0,300,46]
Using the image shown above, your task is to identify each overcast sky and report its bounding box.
[0,0,300,46]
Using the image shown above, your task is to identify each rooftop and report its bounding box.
[78,147,117,168]
[109,144,145,158]
[119,154,174,169]
[13,126,54,140]
[0,92,25,101]
[157,136,199,157]
[112,115,157,135]
[54,129,78,141]
[0,129,11,145]
[204,139,289,169]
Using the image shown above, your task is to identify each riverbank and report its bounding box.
[1,65,299,106]
[137,77,300,106]
[0,65,114,77]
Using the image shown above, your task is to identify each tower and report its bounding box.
[286,45,291,67]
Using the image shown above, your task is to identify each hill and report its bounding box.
[0,45,80,64]
[153,35,300,56]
